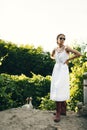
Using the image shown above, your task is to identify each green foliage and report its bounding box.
[67,43,87,110]
[39,93,56,110]
[28,73,51,107]
[0,40,54,77]
[0,39,87,111]
[67,60,87,111]
[0,73,51,111]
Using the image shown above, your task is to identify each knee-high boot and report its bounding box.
[54,102,61,122]
[61,101,66,115]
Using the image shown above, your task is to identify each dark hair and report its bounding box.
[56,34,65,40]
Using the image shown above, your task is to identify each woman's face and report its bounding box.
[57,34,66,46]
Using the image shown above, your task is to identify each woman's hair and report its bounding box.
[56,34,65,40]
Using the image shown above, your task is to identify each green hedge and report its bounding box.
[0,62,86,111]
[39,93,56,110]
[67,61,87,110]
[0,73,51,111]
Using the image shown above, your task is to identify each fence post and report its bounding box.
[77,72,87,116]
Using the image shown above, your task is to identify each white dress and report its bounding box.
[50,48,70,101]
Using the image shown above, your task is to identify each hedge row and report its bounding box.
[0,73,51,111]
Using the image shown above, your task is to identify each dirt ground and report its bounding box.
[0,107,87,130]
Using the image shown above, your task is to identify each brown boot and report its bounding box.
[54,102,61,122]
[61,101,66,116]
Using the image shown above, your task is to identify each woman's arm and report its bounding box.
[50,49,56,59]
[65,46,82,62]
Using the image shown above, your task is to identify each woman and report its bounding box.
[50,34,81,122]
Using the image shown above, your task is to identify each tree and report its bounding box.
[0,40,54,77]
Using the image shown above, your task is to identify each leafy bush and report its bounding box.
[0,40,54,77]
[0,41,87,111]
[67,60,87,111]
[0,73,51,111]
[39,93,56,110]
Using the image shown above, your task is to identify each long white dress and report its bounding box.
[50,48,70,101]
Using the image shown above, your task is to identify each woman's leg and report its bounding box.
[54,101,61,122]
[61,101,66,115]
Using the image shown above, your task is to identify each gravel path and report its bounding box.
[0,107,87,130]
